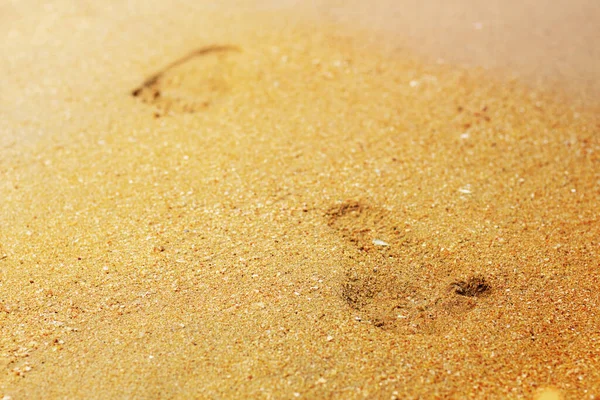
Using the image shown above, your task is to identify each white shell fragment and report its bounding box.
[458,184,472,194]
[372,239,390,246]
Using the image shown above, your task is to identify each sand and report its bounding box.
[1,1,599,399]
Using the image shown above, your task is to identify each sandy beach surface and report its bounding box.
[1,1,599,399]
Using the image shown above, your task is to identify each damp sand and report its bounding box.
[1,2,599,399]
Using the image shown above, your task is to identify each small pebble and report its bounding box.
[373,239,389,246]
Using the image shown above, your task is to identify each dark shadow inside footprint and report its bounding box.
[131,45,242,115]
[450,276,491,297]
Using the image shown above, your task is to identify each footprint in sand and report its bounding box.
[131,45,243,115]
[325,200,491,334]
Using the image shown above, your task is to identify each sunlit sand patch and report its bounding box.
[1,3,599,398]
[534,387,563,400]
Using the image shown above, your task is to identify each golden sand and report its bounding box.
[1,1,599,399]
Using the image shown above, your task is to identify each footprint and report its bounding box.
[131,45,242,115]
[326,200,491,334]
